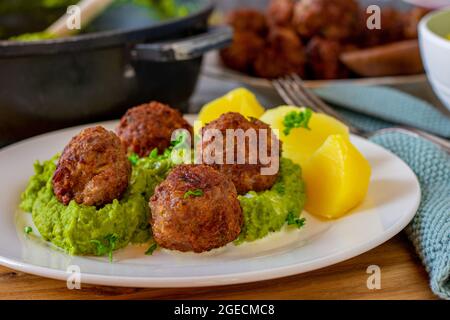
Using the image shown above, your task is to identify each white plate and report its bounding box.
[0,117,421,288]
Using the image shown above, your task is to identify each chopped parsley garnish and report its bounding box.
[282,108,313,135]
[183,189,204,199]
[149,148,158,159]
[163,148,172,158]
[91,233,119,262]
[171,130,189,148]
[286,212,306,229]
[24,226,33,234]
[145,241,158,256]
[128,153,139,166]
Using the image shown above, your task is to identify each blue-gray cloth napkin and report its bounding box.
[314,85,450,299]
[315,85,450,138]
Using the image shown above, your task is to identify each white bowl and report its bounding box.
[419,7,450,111]
[404,0,450,9]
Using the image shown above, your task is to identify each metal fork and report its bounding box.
[272,74,450,153]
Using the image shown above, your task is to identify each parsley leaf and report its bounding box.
[145,241,158,256]
[149,148,158,159]
[282,108,313,135]
[171,130,189,147]
[24,226,33,234]
[286,212,306,229]
[128,153,139,166]
[163,148,172,158]
[91,233,119,262]
[183,189,204,199]
[90,240,108,256]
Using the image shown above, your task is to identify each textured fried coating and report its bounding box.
[116,101,192,157]
[150,164,243,253]
[200,112,280,195]
[53,126,131,206]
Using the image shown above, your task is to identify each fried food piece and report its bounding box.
[292,0,359,40]
[357,6,428,47]
[253,27,306,78]
[220,31,265,73]
[403,7,430,39]
[267,0,295,26]
[358,7,404,47]
[306,37,349,79]
[52,126,131,206]
[226,8,268,35]
[116,101,193,157]
[200,112,280,195]
[150,164,243,253]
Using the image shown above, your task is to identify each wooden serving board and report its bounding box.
[0,234,437,300]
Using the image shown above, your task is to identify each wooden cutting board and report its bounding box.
[0,234,437,300]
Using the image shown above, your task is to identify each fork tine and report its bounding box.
[274,77,321,112]
[272,79,297,106]
[275,75,450,152]
[289,74,327,109]
[289,74,348,123]
[276,78,311,108]
[289,74,366,135]
[281,75,321,111]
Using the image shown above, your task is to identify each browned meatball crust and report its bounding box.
[293,0,359,41]
[52,126,131,206]
[358,7,404,47]
[220,31,265,73]
[267,0,295,27]
[150,164,243,253]
[306,37,349,79]
[226,8,268,35]
[200,112,280,195]
[253,27,306,79]
[357,7,428,47]
[116,101,193,157]
[403,7,430,39]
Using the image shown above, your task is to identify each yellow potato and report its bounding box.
[260,106,350,167]
[196,88,265,132]
[303,134,371,219]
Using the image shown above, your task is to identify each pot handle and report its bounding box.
[131,26,233,62]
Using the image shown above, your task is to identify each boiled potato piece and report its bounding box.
[260,106,349,167]
[197,88,265,132]
[303,134,371,219]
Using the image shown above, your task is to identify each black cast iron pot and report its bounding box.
[0,0,231,146]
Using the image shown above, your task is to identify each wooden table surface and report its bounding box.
[0,233,437,300]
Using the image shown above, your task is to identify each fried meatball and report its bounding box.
[52,126,131,206]
[293,0,359,41]
[253,27,306,79]
[116,101,193,157]
[267,0,295,27]
[220,31,265,73]
[150,164,242,253]
[199,112,280,195]
[403,7,429,39]
[358,7,404,47]
[226,8,268,35]
[358,7,428,47]
[306,37,349,79]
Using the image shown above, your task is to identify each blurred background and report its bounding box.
[0,0,449,147]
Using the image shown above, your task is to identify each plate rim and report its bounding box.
[0,119,421,288]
